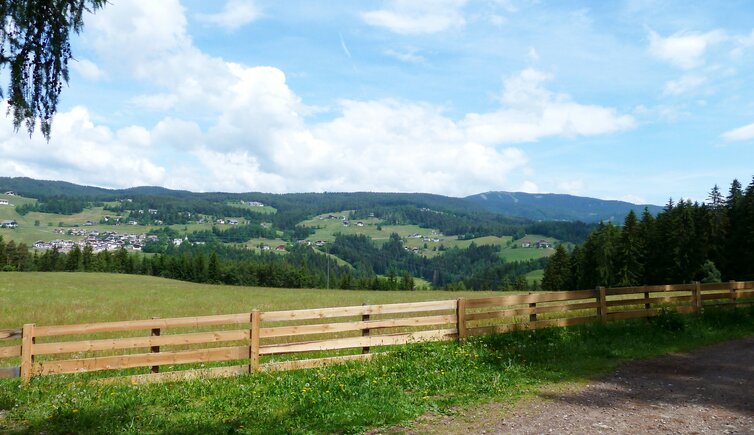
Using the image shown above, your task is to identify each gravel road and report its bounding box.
[386,337,754,434]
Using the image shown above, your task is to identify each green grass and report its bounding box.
[0,272,503,328]
[225,201,277,215]
[2,303,753,434]
[525,269,544,284]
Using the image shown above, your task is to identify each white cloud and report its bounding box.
[196,0,261,30]
[362,0,467,34]
[462,69,636,145]
[2,2,639,197]
[648,30,726,69]
[384,48,426,63]
[0,104,165,188]
[721,122,754,141]
[662,74,706,96]
[70,58,104,81]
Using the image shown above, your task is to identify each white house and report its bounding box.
[1,220,18,228]
[0,199,8,205]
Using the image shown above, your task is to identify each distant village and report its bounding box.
[32,230,158,253]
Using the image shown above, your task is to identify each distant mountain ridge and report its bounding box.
[464,191,662,223]
[0,176,661,223]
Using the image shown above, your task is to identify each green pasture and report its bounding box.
[2,277,753,434]
[226,201,277,215]
[0,272,502,328]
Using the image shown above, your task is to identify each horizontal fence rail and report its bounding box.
[1,280,752,385]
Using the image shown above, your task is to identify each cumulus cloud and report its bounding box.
[362,0,467,34]
[648,30,725,69]
[721,122,754,141]
[461,69,636,145]
[1,1,637,197]
[196,0,261,30]
[0,104,165,188]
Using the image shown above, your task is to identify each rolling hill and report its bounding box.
[464,191,662,223]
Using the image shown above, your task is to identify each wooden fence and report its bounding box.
[1,280,752,385]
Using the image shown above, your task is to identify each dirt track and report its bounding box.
[391,337,754,434]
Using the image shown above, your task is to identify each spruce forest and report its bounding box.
[542,177,754,290]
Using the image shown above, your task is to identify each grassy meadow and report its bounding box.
[0,272,501,328]
[1,291,753,433]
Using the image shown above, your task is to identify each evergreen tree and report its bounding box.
[65,245,82,271]
[616,210,644,286]
[82,244,94,271]
[541,245,571,290]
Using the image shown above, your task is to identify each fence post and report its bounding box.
[249,310,260,373]
[730,280,738,304]
[692,281,702,312]
[150,317,161,374]
[20,323,35,384]
[361,303,370,354]
[596,286,607,322]
[457,298,467,340]
[643,285,651,310]
[529,299,537,323]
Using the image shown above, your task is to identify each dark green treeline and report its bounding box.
[542,177,754,290]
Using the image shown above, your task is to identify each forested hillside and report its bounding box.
[542,177,754,290]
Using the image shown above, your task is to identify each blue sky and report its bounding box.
[1,0,754,205]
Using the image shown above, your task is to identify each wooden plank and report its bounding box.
[0,366,20,378]
[606,283,695,295]
[33,330,249,356]
[0,329,22,340]
[361,304,370,354]
[597,287,607,322]
[607,309,658,322]
[259,329,457,355]
[34,313,251,338]
[0,345,22,358]
[98,365,250,385]
[261,353,376,372]
[250,310,260,373]
[733,290,754,299]
[35,346,249,376]
[150,317,160,374]
[701,292,736,301]
[676,305,696,314]
[456,298,467,340]
[699,282,732,291]
[261,300,456,322]
[465,290,597,309]
[259,314,456,339]
[20,324,34,384]
[466,315,596,337]
[606,295,693,308]
[465,301,599,322]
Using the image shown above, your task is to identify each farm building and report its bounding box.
[0,199,8,205]
[1,220,18,228]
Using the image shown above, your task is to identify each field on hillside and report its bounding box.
[0,194,227,245]
[300,211,558,263]
[226,201,277,214]
[0,272,502,328]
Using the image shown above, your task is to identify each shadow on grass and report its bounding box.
[472,305,754,418]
